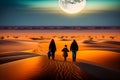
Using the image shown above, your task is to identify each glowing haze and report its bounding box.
[0,0,120,26]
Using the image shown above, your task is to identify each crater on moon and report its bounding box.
[59,0,86,14]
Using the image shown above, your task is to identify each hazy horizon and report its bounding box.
[0,0,120,26]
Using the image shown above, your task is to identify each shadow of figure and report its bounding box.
[76,61,120,80]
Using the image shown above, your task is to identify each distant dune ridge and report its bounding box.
[0,26,120,30]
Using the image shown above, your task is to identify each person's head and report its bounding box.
[73,39,76,43]
[73,39,76,42]
[51,39,54,42]
[72,39,77,44]
[65,45,67,47]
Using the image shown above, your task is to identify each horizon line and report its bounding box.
[0,26,120,30]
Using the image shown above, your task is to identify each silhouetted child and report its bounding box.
[62,45,69,61]
[47,50,51,59]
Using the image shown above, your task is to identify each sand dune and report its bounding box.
[0,55,119,80]
[0,52,39,64]
[0,39,120,69]
[104,41,120,45]
[0,31,120,80]
[77,62,120,80]
[31,59,90,80]
[0,40,38,53]
[0,52,38,57]
[83,40,120,53]
[77,50,120,72]
[0,56,95,80]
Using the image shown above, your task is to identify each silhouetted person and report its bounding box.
[70,40,78,62]
[49,39,56,60]
[62,45,69,61]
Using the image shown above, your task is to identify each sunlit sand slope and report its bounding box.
[0,56,94,80]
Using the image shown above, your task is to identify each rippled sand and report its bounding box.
[0,30,120,80]
[0,56,95,80]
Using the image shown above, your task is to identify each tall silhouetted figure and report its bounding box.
[62,45,69,61]
[70,40,78,62]
[49,39,56,60]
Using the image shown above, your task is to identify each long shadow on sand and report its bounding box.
[0,52,39,64]
[76,61,120,80]
[30,58,95,80]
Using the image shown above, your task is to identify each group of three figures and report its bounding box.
[48,39,78,61]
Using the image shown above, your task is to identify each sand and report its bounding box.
[0,40,38,53]
[0,56,98,80]
[0,30,120,80]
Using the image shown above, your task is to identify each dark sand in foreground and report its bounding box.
[0,55,120,80]
[0,56,92,80]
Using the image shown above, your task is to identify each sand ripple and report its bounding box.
[31,57,90,80]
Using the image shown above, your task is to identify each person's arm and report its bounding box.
[76,44,78,51]
[54,45,56,51]
[62,48,64,52]
[67,48,69,52]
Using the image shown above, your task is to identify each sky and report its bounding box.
[0,0,120,26]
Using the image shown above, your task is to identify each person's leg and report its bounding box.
[52,54,54,60]
[48,56,50,59]
[74,51,76,62]
[72,51,76,62]
[64,57,66,61]
[52,51,55,60]
[72,51,75,61]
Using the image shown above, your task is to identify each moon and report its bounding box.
[59,0,86,14]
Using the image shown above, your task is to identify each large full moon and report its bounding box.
[59,0,86,14]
